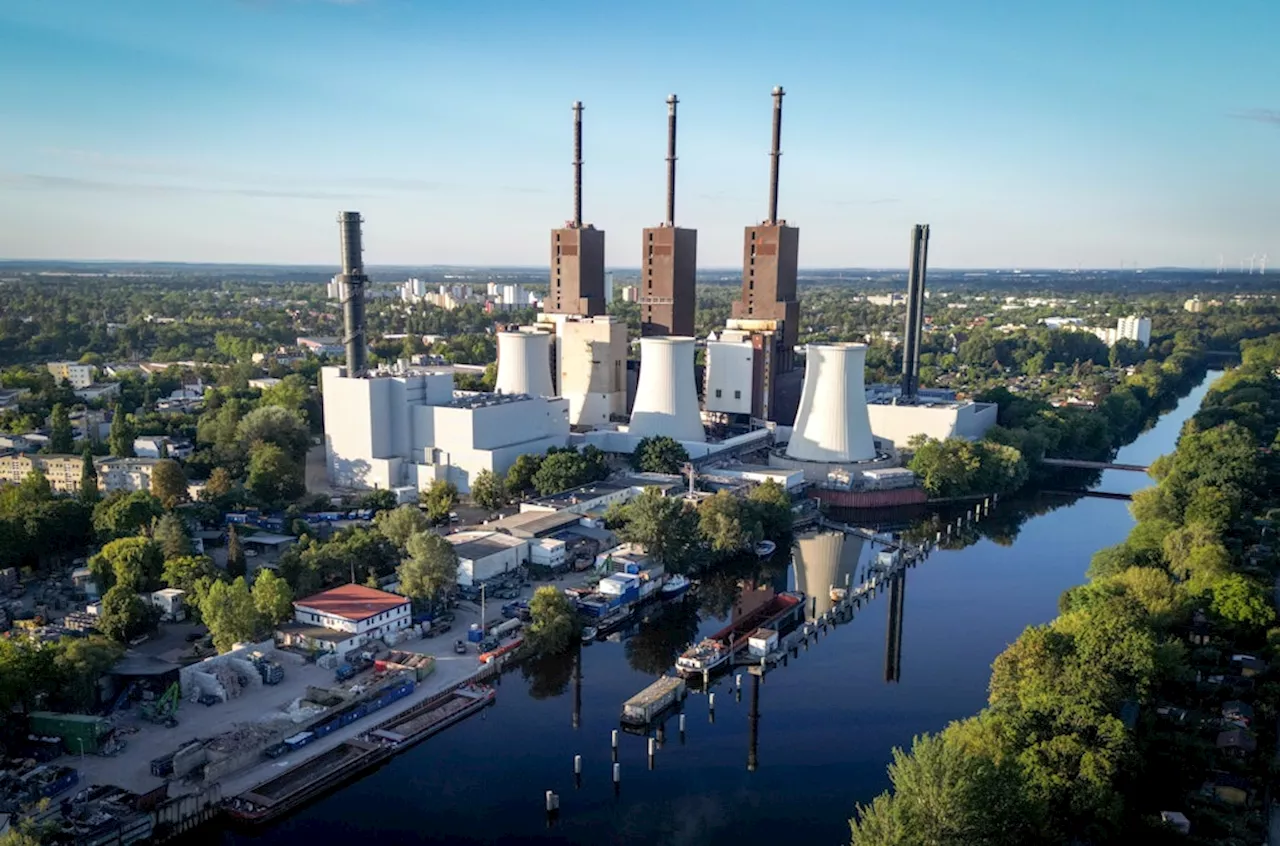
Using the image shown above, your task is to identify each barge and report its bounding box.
[226,683,495,826]
[676,591,805,678]
[621,676,687,727]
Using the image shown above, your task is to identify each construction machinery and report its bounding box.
[139,683,180,728]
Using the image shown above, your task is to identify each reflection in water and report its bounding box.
[520,649,575,700]
[572,648,581,728]
[792,530,864,619]
[624,600,702,676]
[884,568,905,683]
[747,673,760,772]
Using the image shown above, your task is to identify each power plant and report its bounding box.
[628,336,705,443]
[495,330,555,398]
[640,94,697,338]
[786,343,876,463]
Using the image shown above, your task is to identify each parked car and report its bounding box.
[454,640,467,655]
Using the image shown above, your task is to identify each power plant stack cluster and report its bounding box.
[318,89,995,502]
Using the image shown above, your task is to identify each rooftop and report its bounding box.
[530,481,630,508]
[294,584,409,622]
[487,510,583,538]
[445,392,536,409]
[446,530,526,561]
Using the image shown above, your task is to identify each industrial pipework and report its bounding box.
[337,211,368,378]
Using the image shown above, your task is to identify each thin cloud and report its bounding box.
[0,172,362,200]
[1230,109,1280,126]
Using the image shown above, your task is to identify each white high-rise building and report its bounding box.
[1116,316,1151,348]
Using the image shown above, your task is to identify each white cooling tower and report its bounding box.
[793,530,865,619]
[787,342,876,463]
[495,331,555,397]
[628,336,706,443]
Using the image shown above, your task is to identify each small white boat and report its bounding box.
[581,626,598,644]
[675,639,730,676]
[754,540,777,558]
[660,574,692,599]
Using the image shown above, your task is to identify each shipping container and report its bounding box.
[29,712,110,755]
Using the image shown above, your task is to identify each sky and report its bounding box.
[0,0,1277,270]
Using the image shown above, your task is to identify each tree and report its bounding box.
[359,489,398,513]
[203,466,234,500]
[108,408,135,458]
[631,436,689,475]
[162,554,218,593]
[48,402,73,453]
[421,479,459,524]
[235,405,310,462]
[532,450,591,495]
[375,504,431,551]
[747,479,793,540]
[527,585,577,655]
[150,459,189,509]
[397,531,459,607]
[251,569,295,626]
[53,636,124,712]
[1211,573,1277,629]
[153,513,193,560]
[505,453,543,497]
[470,469,506,511]
[226,524,247,579]
[698,490,761,556]
[200,577,260,652]
[850,731,1033,846]
[89,536,164,593]
[246,442,304,505]
[92,490,163,541]
[79,446,99,503]
[98,584,156,643]
[618,487,702,574]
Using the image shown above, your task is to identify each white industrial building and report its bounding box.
[322,363,569,495]
[536,314,628,428]
[446,531,528,586]
[521,481,639,516]
[285,584,412,655]
[865,398,998,448]
[704,331,756,416]
[628,336,706,443]
[529,537,567,569]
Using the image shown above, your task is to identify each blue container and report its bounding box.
[624,562,640,575]
[467,627,484,643]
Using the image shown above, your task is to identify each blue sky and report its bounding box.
[0,0,1276,269]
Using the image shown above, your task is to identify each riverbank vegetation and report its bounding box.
[850,336,1280,844]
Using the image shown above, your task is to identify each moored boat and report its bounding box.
[675,591,805,678]
[581,626,598,644]
[675,639,731,676]
[660,574,692,599]
[754,540,777,558]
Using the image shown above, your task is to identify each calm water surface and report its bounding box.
[221,373,1219,846]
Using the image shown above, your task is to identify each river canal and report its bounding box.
[219,373,1220,846]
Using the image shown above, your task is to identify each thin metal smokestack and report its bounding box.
[572,100,584,228]
[900,224,930,399]
[767,85,785,225]
[337,211,368,378]
[665,94,678,227]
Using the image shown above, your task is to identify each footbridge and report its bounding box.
[1040,458,1149,473]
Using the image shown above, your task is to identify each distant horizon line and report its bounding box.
[0,258,1236,274]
